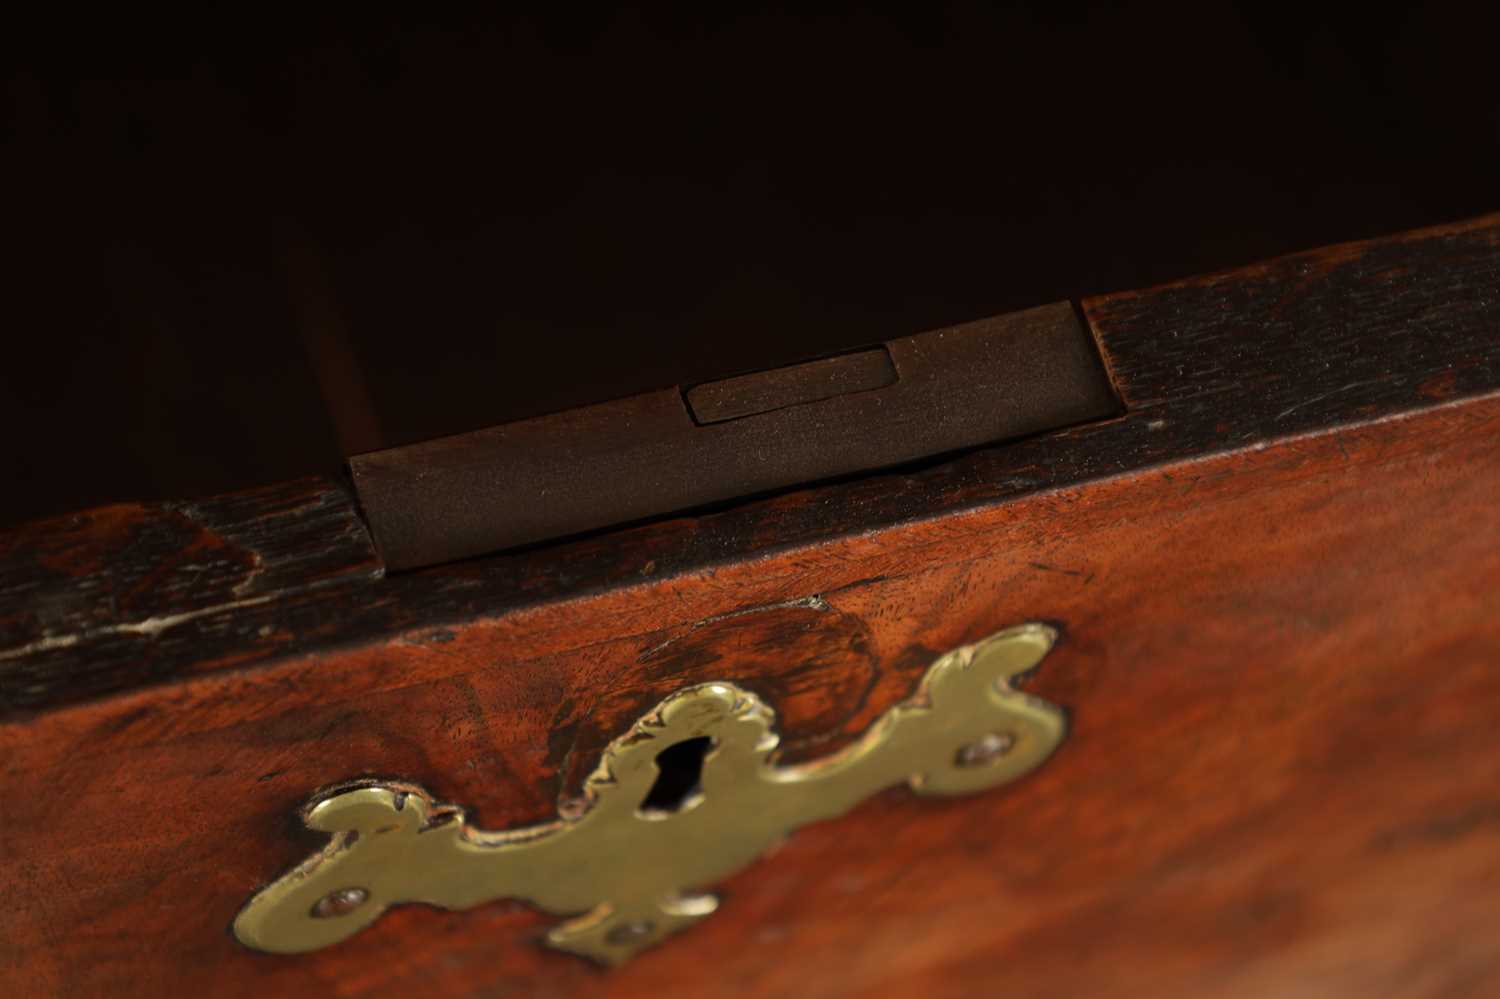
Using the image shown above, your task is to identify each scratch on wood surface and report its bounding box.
[230,548,268,598]
[637,595,832,661]
[1275,378,1391,421]
[0,594,278,662]
[1027,562,1086,577]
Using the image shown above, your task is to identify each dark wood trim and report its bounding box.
[2,213,1497,717]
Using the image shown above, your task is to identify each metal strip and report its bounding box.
[349,302,1119,569]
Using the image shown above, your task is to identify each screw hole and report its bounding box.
[605,919,656,946]
[955,731,1016,768]
[311,887,369,918]
[638,736,713,816]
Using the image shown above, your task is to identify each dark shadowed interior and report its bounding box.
[5,4,1497,526]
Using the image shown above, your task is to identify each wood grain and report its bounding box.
[2,216,1499,997]
[0,479,379,714]
[2,215,1496,716]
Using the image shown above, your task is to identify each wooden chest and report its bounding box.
[3,215,1498,997]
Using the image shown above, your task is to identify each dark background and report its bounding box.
[4,4,1497,528]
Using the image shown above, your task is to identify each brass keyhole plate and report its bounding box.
[233,623,1066,965]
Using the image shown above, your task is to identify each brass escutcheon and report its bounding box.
[233,623,1066,965]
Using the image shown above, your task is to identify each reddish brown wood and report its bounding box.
[4,215,1495,717]
[1,393,1497,996]
[2,217,1499,996]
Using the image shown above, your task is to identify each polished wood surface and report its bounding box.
[5,214,1496,715]
[2,216,1499,996]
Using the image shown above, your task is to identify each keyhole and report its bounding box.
[638,737,713,816]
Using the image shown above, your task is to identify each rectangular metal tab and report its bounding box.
[350,302,1119,569]
[685,347,899,424]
